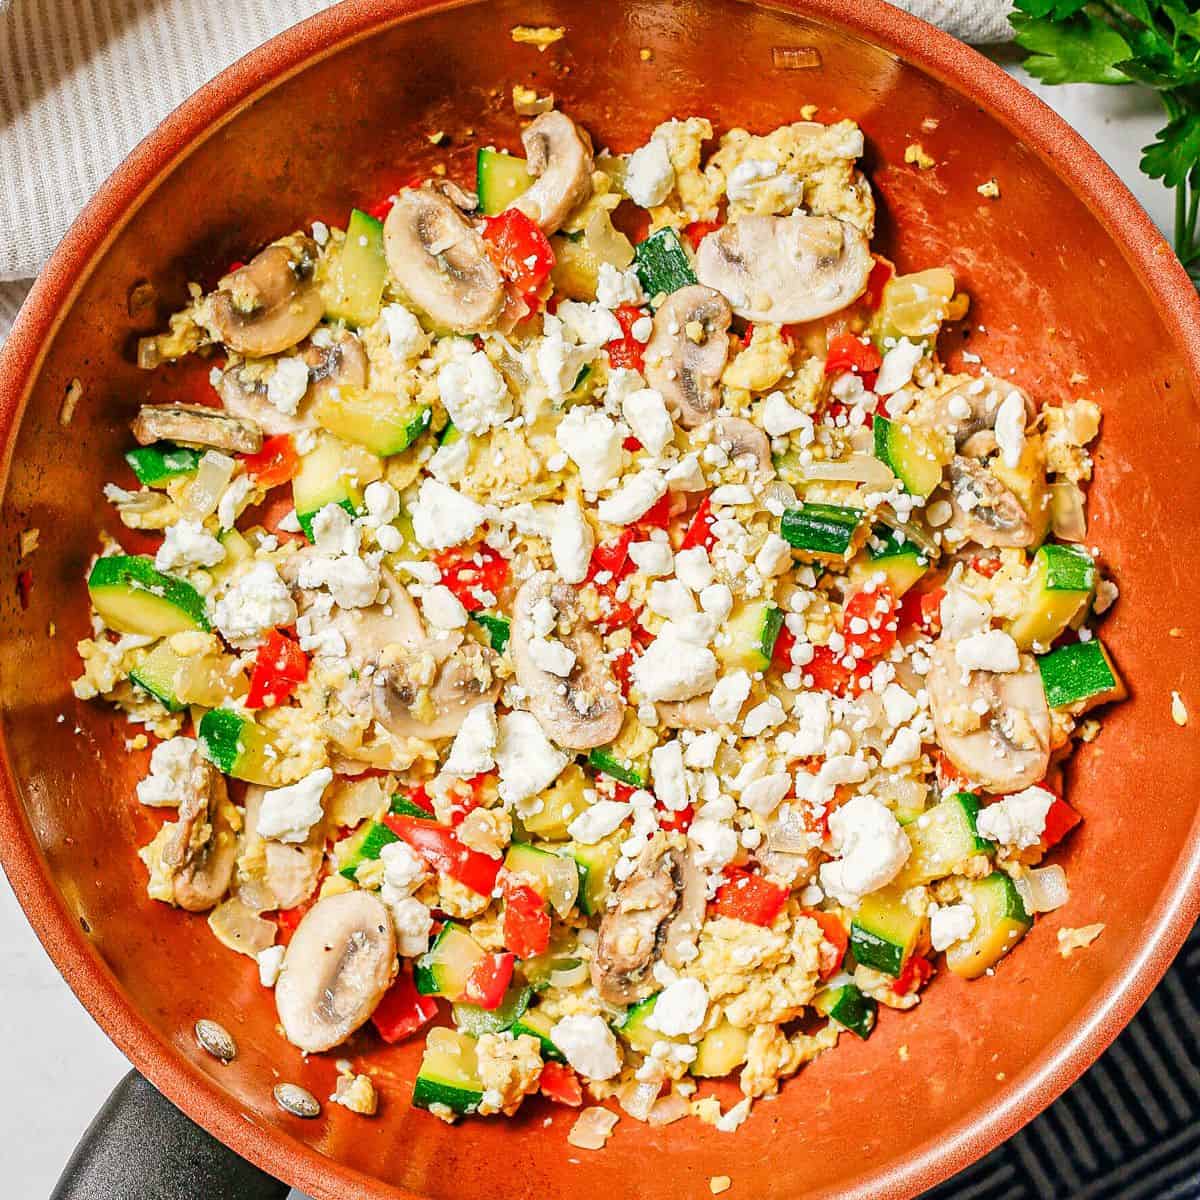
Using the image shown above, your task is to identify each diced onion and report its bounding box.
[617,1078,661,1122]
[765,804,814,855]
[1049,481,1088,543]
[762,480,798,516]
[548,958,589,989]
[1026,864,1070,913]
[207,897,276,958]
[875,507,939,558]
[182,450,235,520]
[647,1092,691,1126]
[788,453,895,489]
[567,1106,619,1150]
[326,776,389,827]
[540,852,580,917]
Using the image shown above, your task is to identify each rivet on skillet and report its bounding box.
[274,1082,321,1119]
[194,1019,237,1063]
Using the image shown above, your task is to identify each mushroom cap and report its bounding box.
[162,761,237,912]
[592,837,706,1005]
[209,235,324,357]
[709,416,772,475]
[510,570,624,750]
[695,212,872,324]
[511,111,595,235]
[643,285,733,429]
[275,890,397,1053]
[946,456,1036,549]
[918,378,1034,451]
[383,188,505,334]
[373,640,503,742]
[927,638,1051,793]
[131,403,263,454]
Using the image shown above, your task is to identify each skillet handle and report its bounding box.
[51,1070,290,1200]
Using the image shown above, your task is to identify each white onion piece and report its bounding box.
[765,804,813,855]
[567,1106,619,1149]
[762,480,798,516]
[647,1092,691,1126]
[1026,864,1070,913]
[182,450,235,520]
[617,1078,661,1122]
[548,959,589,989]
[875,508,939,557]
[792,453,895,489]
[1050,481,1088,543]
[537,852,580,917]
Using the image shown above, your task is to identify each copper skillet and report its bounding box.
[2,1,1199,1197]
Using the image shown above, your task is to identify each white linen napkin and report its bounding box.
[0,0,1014,341]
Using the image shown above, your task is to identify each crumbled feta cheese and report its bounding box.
[216,474,255,531]
[379,840,428,894]
[556,406,624,491]
[699,583,733,622]
[630,626,718,701]
[155,519,225,573]
[442,702,499,778]
[622,387,674,456]
[381,303,430,362]
[550,499,594,584]
[955,629,1020,674]
[257,767,332,844]
[429,435,471,483]
[994,389,1027,469]
[535,323,593,400]
[975,785,1055,849]
[819,795,910,906]
[650,741,689,811]
[420,584,469,630]
[880,724,922,767]
[362,480,401,528]
[495,711,569,807]
[740,772,791,816]
[930,902,976,951]
[709,670,752,723]
[665,453,707,493]
[875,338,924,396]
[761,390,814,439]
[596,262,647,309]
[629,540,674,577]
[136,736,204,807]
[648,578,697,622]
[624,137,675,208]
[388,895,434,957]
[530,636,576,677]
[211,561,297,647]
[790,691,831,757]
[754,533,792,578]
[410,479,486,550]
[940,591,991,640]
[709,484,753,506]
[257,945,285,988]
[597,469,668,525]
[647,978,709,1035]
[557,301,624,347]
[881,682,918,728]
[567,798,631,844]
[266,356,310,415]
[683,730,720,769]
[742,696,786,737]
[674,546,715,592]
[437,346,512,433]
[550,1015,622,1081]
[690,817,739,871]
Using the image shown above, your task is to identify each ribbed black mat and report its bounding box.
[926,920,1200,1199]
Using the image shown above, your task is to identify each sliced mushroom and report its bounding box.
[218,330,367,436]
[275,891,397,1053]
[946,456,1035,549]
[511,571,624,750]
[696,212,872,324]
[921,378,1034,451]
[209,234,324,357]
[710,416,772,475]
[656,696,723,730]
[131,403,263,454]
[927,638,1050,793]
[511,111,595,234]
[374,640,502,741]
[433,178,480,213]
[644,285,733,429]
[383,188,505,334]
[592,836,706,1005]
[161,758,237,912]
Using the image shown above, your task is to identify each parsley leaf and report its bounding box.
[1012,12,1134,85]
[1142,112,1200,187]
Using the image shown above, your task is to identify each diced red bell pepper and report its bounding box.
[587,529,635,584]
[863,256,894,311]
[502,882,552,960]
[970,555,1002,579]
[275,898,316,945]
[682,220,722,250]
[679,494,717,552]
[240,434,299,490]
[623,435,644,452]
[245,629,309,709]
[895,955,934,995]
[710,869,789,927]
[539,1061,584,1107]
[372,966,438,1043]
[636,492,674,531]
[772,622,796,669]
[933,749,968,792]
[404,784,436,815]
[657,803,695,834]
[383,814,503,896]
[463,951,516,1010]
[842,584,898,661]
[1041,797,1082,848]
[898,586,945,637]
[481,209,555,294]
[434,545,510,612]
[805,644,873,696]
[824,332,883,378]
[607,304,649,371]
[803,909,849,980]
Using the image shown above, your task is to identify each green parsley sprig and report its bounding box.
[1012,0,1200,282]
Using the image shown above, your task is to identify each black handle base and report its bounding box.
[51,1070,290,1200]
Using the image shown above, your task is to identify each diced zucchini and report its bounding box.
[521,764,587,840]
[415,922,485,1000]
[129,640,188,712]
[453,985,532,1037]
[390,793,434,820]
[476,147,534,215]
[130,639,242,712]
[292,434,365,540]
[1037,640,1125,712]
[945,871,1032,979]
[871,268,956,348]
[315,385,431,458]
[510,1005,565,1062]
[88,556,209,636]
[716,600,783,672]
[850,889,923,978]
[634,228,696,296]
[894,792,992,888]
[197,709,279,785]
[125,442,202,486]
[503,843,579,916]
[572,836,621,916]
[848,526,930,598]
[587,747,645,787]
[691,1020,749,1076]
[207,528,253,589]
[1009,543,1095,650]
[471,612,510,653]
[323,209,387,328]
[873,415,946,498]
[412,1027,485,1115]
[812,982,877,1039]
[336,820,400,880]
[618,993,663,1052]
[781,503,864,561]
[587,712,656,788]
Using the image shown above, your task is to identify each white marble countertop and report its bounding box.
[0,61,1178,1200]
